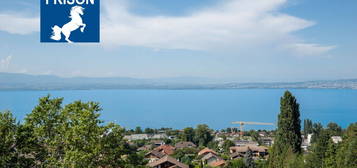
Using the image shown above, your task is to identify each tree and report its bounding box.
[336,123,357,168]
[244,148,256,168]
[323,139,337,168]
[194,124,213,147]
[222,139,235,153]
[311,122,323,143]
[305,130,330,168]
[303,119,313,135]
[20,96,147,167]
[24,95,64,167]
[0,111,17,167]
[181,127,195,142]
[227,158,246,168]
[144,127,155,134]
[135,126,143,134]
[268,91,302,168]
[326,122,342,136]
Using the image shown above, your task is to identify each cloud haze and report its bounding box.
[101,0,334,55]
[0,13,38,35]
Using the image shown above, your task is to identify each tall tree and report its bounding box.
[323,139,337,168]
[180,127,195,142]
[244,148,256,168]
[336,123,357,168]
[0,111,17,167]
[24,95,64,167]
[326,122,342,136]
[268,91,302,168]
[305,130,330,168]
[194,124,213,147]
[303,119,313,135]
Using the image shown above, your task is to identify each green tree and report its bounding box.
[244,148,256,168]
[222,139,235,153]
[0,111,17,167]
[323,139,337,168]
[336,123,357,168]
[194,124,213,147]
[305,130,330,168]
[181,127,195,142]
[303,119,313,135]
[24,95,64,167]
[268,91,302,168]
[311,122,323,143]
[326,122,342,136]
[144,127,155,134]
[226,158,245,168]
[135,126,143,134]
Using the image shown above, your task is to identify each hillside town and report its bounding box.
[122,124,343,168]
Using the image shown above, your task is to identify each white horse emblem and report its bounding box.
[51,6,86,43]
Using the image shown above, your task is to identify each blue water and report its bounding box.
[0,89,356,130]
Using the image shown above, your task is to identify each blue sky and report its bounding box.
[0,0,356,82]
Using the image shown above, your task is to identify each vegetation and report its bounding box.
[0,96,146,168]
[0,91,356,168]
[268,91,302,168]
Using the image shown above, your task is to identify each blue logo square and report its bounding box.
[40,0,100,43]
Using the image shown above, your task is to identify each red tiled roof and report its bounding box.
[209,160,226,167]
[154,145,175,155]
[147,155,189,168]
[198,148,218,156]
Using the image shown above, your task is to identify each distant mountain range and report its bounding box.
[0,72,356,90]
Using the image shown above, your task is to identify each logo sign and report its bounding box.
[41,0,100,43]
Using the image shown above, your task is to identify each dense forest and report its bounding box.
[0,91,356,167]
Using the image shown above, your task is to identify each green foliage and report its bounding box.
[336,123,357,168]
[0,96,146,167]
[244,148,255,168]
[0,111,17,167]
[268,91,302,168]
[323,139,337,168]
[194,124,213,147]
[326,122,342,136]
[305,129,330,168]
[303,119,313,135]
[226,158,245,168]
[311,122,323,143]
[135,126,143,134]
[222,139,235,153]
[180,127,195,142]
[172,147,198,166]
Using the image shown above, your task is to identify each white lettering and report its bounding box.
[67,0,75,5]
[77,0,85,5]
[54,0,63,5]
[46,0,95,5]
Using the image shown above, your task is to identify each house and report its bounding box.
[260,137,274,146]
[138,144,153,151]
[151,140,165,147]
[154,145,176,155]
[124,133,169,141]
[175,141,197,149]
[201,152,222,165]
[208,160,226,167]
[145,150,166,163]
[198,148,218,157]
[229,145,268,159]
[331,136,342,143]
[234,140,259,147]
[147,155,189,168]
[301,134,313,151]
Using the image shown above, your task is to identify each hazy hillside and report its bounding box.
[0,72,356,90]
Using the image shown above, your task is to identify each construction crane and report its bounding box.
[232,121,274,136]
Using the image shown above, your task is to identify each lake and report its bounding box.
[0,89,356,130]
